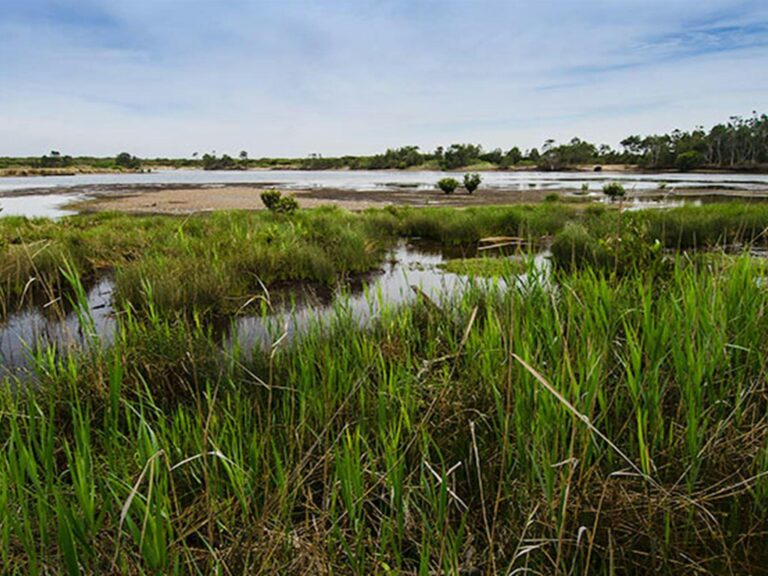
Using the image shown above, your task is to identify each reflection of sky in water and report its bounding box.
[0,243,550,378]
[0,195,80,218]
[0,168,767,198]
[0,168,765,218]
[0,279,114,378]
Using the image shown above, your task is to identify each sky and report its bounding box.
[1,0,767,157]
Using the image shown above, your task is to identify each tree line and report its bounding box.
[2,112,766,173]
[249,111,768,172]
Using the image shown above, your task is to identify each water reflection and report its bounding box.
[0,195,81,218]
[0,243,548,378]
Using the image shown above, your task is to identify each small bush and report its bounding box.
[544,193,560,203]
[463,173,482,194]
[260,189,282,210]
[275,196,299,214]
[437,177,460,195]
[602,182,626,202]
[261,190,299,214]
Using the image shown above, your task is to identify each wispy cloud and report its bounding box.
[1,0,766,156]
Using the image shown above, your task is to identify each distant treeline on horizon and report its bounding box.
[2,112,767,173]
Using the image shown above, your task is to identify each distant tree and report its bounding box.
[369,146,424,169]
[479,148,503,164]
[538,137,597,170]
[239,150,248,161]
[115,152,141,170]
[675,150,703,172]
[503,147,522,166]
[39,150,72,168]
[202,153,240,170]
[463,173,482,194]
[441,144,482,169]
[437,177,460,194]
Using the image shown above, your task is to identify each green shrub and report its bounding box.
[260,190,299,214]
[437,177,460,195]
[260,189,283,210]
[463,173,482,194]
[275,196,299,214]
[602,181,626,202]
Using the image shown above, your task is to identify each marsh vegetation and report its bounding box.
[3,203,768,573]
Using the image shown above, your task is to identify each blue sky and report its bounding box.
[1,0,767,157]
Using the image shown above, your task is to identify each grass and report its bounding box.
[5,203,768,318]
[439,255,529,277]
[4,204,768,572]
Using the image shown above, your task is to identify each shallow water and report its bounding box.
[1,169,767,194]
[0,279,114,376]
[0,194,82,218]
[0,243,548,378]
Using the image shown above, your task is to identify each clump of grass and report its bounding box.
[439,255,528,277]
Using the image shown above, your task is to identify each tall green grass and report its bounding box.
[2,250,768,573]
[5,203,768,317]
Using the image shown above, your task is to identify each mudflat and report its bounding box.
[70,184,573,214]
[68,183,768,214]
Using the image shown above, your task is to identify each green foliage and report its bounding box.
[538,137,597,170]
[463,172,482,194]
[3,251,768,572]
[439,256,527,277]
[261,190,299,214]
[275,195,299,214]
[201,153,242,170]
[675,150,703,171]
[602,181,626,201]
[115,152,141,170]
[439,144,482,169]
[437,177,460,194]
[260,189,282,210]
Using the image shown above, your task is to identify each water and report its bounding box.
[0,194,82,218]
[0,279,114,377]
[1,169,768,219]
[0,243,547,378]
[1,169,767,195]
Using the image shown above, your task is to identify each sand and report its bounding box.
[69,184,569,214]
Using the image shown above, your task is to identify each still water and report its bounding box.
[0,243,548,378]
[2,169,768,195]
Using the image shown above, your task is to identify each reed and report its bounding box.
[1,246,768,573]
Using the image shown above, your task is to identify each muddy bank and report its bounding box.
[69,184,569,213]
[66,183,768,215]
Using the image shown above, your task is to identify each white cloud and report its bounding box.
[0,0,766,156]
